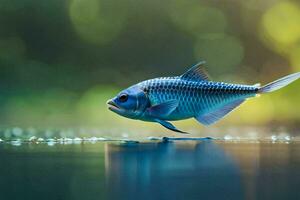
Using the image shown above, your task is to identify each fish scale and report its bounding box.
[139,77,258,120]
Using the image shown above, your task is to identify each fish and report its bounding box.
[107,61,300,133]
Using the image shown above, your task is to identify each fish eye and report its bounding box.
[118,93,128,102]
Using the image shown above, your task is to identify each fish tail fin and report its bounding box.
[258,72,300,93]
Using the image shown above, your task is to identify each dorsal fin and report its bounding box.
[180,61,210,81]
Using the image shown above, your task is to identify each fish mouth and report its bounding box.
[106,99,121,112]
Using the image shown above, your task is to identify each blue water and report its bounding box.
[0,140,300,200]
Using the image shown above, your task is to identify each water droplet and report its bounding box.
[47,138,55,143]
[88,137,98,142]
[57,138,64,144]
[147,137,161,141]
[47,140,56,146]
[224,135,233,140]
[284,136,291,141]
[64,138,73,144]
[85,137,97,144]
[278,132,289,140]
[73,137,82,144]
[11,139,21,146]
[29,136,37,142]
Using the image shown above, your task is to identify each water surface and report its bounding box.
[1,140,300,200]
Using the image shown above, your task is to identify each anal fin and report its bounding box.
[195,99,245,125]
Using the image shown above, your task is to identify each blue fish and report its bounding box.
[107,61,300,133]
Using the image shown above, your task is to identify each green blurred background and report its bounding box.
[0,0,300,133]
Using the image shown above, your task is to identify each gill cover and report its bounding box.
[113,86,150,118]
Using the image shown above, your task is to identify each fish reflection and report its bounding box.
[105,141,244,200]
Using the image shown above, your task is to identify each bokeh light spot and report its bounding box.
[261,2,300,52]
[194,35,244,75]
[69,0,128,45]
[168,1,227,37]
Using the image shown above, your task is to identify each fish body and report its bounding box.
[137,77,257,121]
[107,61,300,133]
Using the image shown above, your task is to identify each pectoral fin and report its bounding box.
[147,100,179,118]
[154,118,189,134]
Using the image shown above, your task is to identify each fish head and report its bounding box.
[107,85,149,119]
